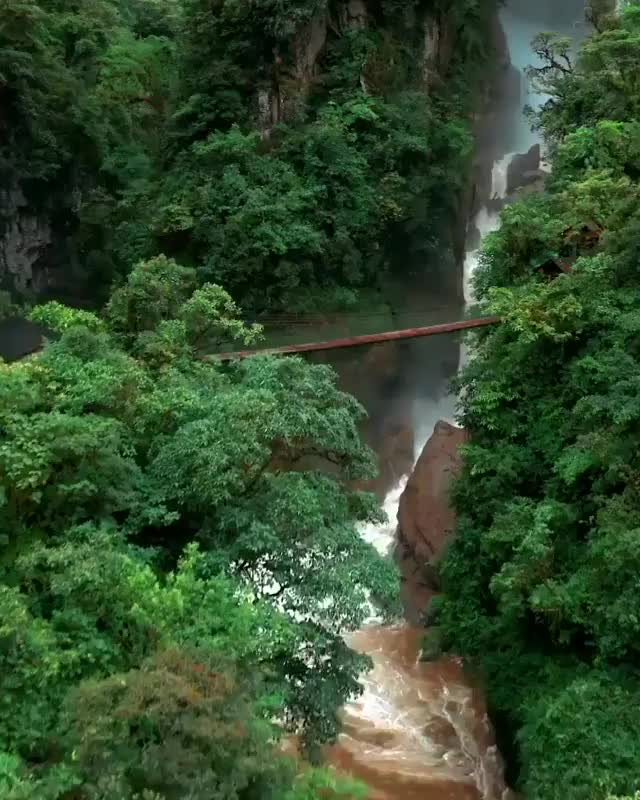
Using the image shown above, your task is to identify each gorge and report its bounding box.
[318,1,588,797]
[2,1,639,799]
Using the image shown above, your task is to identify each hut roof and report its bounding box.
[535,256,575,276]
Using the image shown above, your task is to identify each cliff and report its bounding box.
[397,420,467,618]
[257,0,471,136]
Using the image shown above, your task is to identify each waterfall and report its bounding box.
[463,154,512,306]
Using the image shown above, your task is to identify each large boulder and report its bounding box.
[397,420,468,568]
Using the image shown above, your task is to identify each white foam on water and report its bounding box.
[491,152,513,201]
[359,478,408,557]
[464,152,515,306]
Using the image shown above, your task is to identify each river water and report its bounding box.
[322,2,587,797]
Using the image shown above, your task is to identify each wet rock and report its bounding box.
[506,144,541,195]
[353,419,414,500]
[423,716,460,751]
[513,172,547,201]
[374,422,415,495]
[327,340,417,499]
[0,184,52,294]
[397,420,468,568]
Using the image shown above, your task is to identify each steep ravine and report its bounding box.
[326,2,587,797]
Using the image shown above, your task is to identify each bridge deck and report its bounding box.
[212,315,499,361]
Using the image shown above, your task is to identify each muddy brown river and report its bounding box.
[330,627,510,800]
[274,2,587,795]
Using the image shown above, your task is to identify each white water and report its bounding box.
[358,478,408,556]
[463,2,588,302]
[335,475,509,800]
[463,155,512,306]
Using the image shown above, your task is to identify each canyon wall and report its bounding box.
[0,185,52,296]
[397,420,467,619]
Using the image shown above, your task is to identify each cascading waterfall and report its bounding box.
[463,153,512,306]
[358,479,407,557]
[328,2,587,797]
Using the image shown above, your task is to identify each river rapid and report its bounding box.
[322,2,587,797]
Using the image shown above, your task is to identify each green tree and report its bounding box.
[531,5,640,147]
[0,0,75,181]
[0,257,396,791]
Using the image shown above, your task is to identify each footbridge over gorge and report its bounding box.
[212,313,500,361]
[0,310,500,364]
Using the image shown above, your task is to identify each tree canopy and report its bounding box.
[0,255,401,797]
[0,0,495,309]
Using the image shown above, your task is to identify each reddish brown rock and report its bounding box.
[398,419,468,572]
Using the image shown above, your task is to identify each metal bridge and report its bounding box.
[213,315,500,361]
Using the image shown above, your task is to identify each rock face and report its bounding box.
[0,0,486,298]
[365,421,415,499]
[398,420,468,567]
[294,12,328,85]
[259,10,328,137]
[506,143,542,195]
[259,0,471,139]
[338,0,367,30]
[0,185,52,294]
[319,340,415,499]
[422,11,456,87]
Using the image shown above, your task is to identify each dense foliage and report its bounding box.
[0,255,400,797]
[0,0,495,310]
[0,0,177,299]
[437,4,640,799]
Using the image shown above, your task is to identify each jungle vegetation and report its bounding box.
[0,0,496,312]
[0,256,401,798]
[437,4,640,799]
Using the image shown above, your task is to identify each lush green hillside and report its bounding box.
[0,0,495,310]
[437,5,640,798]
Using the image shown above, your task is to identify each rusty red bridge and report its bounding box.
[212,314,500,361]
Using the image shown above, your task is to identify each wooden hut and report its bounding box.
[534,257,575,280]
